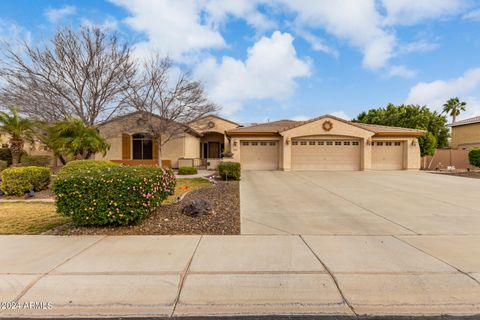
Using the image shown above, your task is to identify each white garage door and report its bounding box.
[240,140,279,170]
[292,139,361,170]
[371,141,404,170]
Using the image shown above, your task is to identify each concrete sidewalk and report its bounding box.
[1,235,479,318]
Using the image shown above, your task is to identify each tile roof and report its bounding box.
[449,116,480,127]
[227,115,425,136]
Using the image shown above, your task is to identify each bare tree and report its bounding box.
[0,26,135,125]
[124,55,218,166]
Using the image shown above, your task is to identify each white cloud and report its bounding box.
[388,65,417,78]
[0,19,32,53]
[195,31,310,115]
[330,111,351,120]
[406,68,480,119]
[399,40,439,55]
[110,0,225,61]
[463,9,480,21]
[81,16,119,31]
[291,115,310,121]
[44,5,76,23]
[296,30,339,58]
[381,0,466,25]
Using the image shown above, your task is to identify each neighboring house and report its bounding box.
[226,115,424,171]
[449,116,480,150]
[94,112,240,168]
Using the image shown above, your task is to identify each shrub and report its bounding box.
[0,148,12,165]
[53,166,176,226]
[0,160,7,171]
[56,159,119,178]
[20,154,53,167]
[178,166,198,175]
[469,148,480,167]
[1,166,51,196]
[218,161,241,180]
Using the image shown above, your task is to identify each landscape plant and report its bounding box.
[56,159,119,178]
[20,154,52,167]
[218,162,241,180]
[53,166,176,226]
[468,148,480,168]
[1,166,51,196]
[178,166,198,175]
[0,160,7,171]
[443,97,466,123]
[0,106,35,166]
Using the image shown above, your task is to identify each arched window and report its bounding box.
[132,133,153,160]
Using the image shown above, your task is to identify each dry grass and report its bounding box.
[165,178,212,204]
[0,202,70,235]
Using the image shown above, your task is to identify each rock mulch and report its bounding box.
[432,171,480,179]
[47,180,240,235]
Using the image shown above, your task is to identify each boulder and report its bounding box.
[182,199,213,217]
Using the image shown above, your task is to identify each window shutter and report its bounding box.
[122,133,131,160]
[153,138,158,160]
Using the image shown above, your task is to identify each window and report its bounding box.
[318,141,325,145]
[335,141,342,146]
[376,142,383,146]
[309,141,316,145]
[251,142,258,146]
[352,141,359,146]
[394,142,401,146]
[344,141,351,146]
[386,142,392,146]
[242,141,249,146]
[326,141,333,145]
[269,141,276,146]
[260,141,267,146]
[292,141,298,145]
[300,141,307,145]
[132,133,153,160]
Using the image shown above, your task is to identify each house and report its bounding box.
[94,112,240,168]
[226,115,424,171]
[94,112,424,171]
[449,116,480,150]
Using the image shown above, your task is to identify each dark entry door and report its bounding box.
[208,142,220,158]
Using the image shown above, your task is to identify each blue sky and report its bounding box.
[1,0,480,124]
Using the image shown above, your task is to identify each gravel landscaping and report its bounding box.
[47,180,240,235]
[432,171,480,179]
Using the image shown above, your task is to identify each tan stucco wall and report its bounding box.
[281,117,374,171]
[451,123,480,149]
[184,134,201,159]
[190,115,239,148]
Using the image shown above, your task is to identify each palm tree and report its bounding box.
[0,106,35,166]
[443,97,466,123]
[46,118,110,161]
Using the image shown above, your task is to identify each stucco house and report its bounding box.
[449,116,480,150]
[94,112,239,168]
[95,112,424,171]
[226,115,424,171]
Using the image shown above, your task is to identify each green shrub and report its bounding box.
[178,166,198,175]
[0,148,12,165]
[1,166,51,196]
[0,160,7,171]
[469,148,480,167]
[53,166,176,226]
[20,154,53,167]
[218,161,241,180]
[56,160,119,178]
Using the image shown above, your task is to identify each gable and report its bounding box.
[190,115,240,134]
[281,116,374,139]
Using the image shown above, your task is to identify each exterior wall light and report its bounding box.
[233,141,237,147]
[285,137,290,145]
[411,139,417,146]
[366,139,371,146]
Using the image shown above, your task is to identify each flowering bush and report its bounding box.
[1,166,51,196]
[56,159,119,178]
[218,161,241,180]
[53,166,176,226]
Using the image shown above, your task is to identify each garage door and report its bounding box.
[292,139,361,170]
[371,141,404,170]
[240,140,279,170]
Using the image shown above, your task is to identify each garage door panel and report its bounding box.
[241,141,279,170]
[371,141,404,170]
[292,139,361,171]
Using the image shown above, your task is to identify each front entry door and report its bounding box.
[209,142,220,158]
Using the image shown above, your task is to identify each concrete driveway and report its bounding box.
[241,170,480,235]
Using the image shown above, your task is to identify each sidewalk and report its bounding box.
[1,235,479,318]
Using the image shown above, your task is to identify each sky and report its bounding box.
[0,0,479,124]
